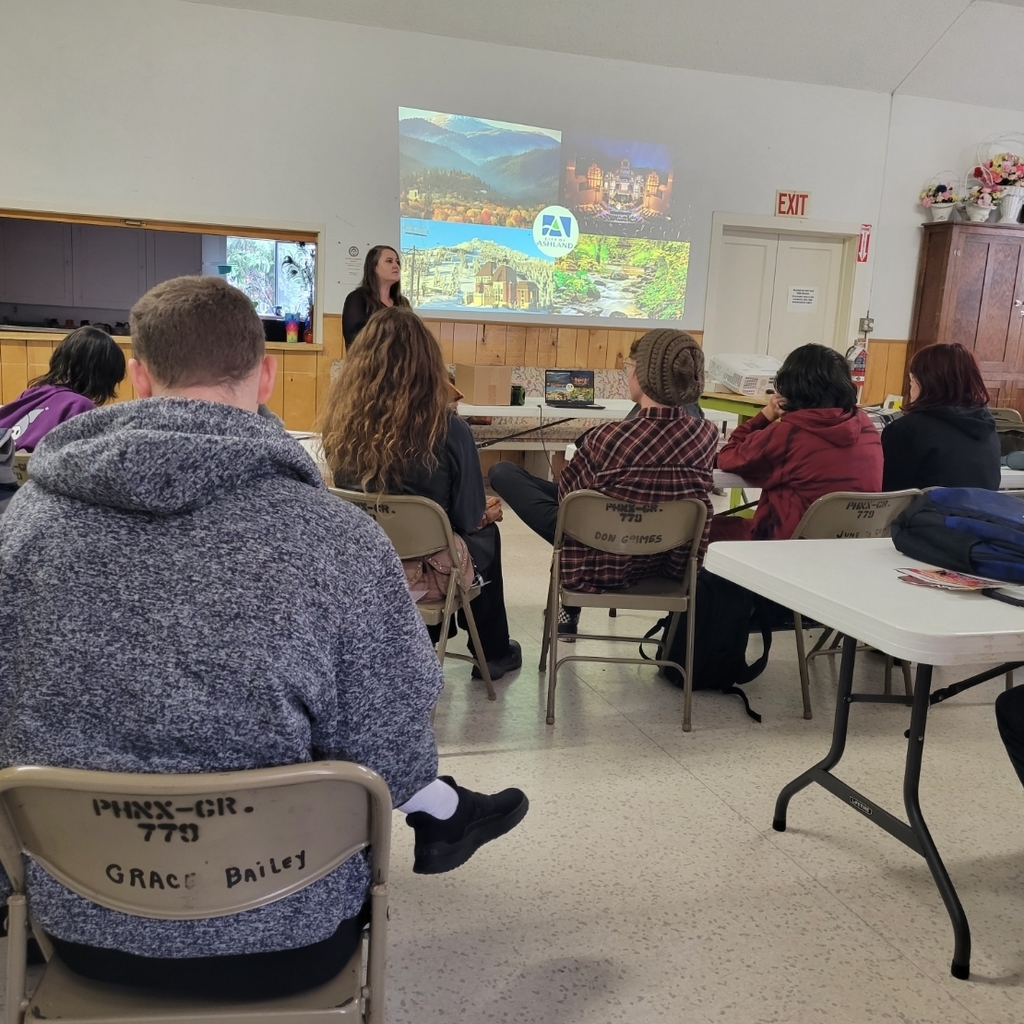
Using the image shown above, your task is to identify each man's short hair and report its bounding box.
[130,276,265,388]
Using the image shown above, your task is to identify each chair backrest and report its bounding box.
[791,489,921,540]
[991,406,1024,427]
[12,453,30,487]
[554,489,708,557]
[0,761,391,919]
[330,488,455,561]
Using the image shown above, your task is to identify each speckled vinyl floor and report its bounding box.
[2,507,1023,1024]
[389,506,1024,1024]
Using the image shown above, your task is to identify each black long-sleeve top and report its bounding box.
[341,289,373,346]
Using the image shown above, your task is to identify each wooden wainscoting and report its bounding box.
[0,324,345,433]
[418,321,703,369]
[0,320,905,433]
[861,340,908,407]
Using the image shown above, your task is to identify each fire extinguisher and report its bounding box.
[846,313,873,402]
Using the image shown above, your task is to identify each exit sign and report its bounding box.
[776,191,810,217]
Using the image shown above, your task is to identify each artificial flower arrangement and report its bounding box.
[920,183,958,207]
[970,153,1024,187]
[965,184,1003,207]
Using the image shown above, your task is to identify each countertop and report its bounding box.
[0,327,322,352]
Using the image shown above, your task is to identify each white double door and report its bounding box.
[708,228,846,360]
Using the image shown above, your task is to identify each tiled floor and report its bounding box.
[388,507,1024,1024]
[2,507,1023,1023]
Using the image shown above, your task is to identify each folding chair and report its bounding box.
[539,490,708,732]
[11,453,30,487]
[790,489,921,719]
[330,489,495,699]
[992,407,1024,456]
[0,761,391,1024]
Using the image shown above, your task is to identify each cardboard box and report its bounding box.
[707,354,782,396]
[454,364,513,406]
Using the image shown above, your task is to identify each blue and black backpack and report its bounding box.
[891,488,1024,582]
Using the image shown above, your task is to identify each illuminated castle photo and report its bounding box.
[565,157,673,225]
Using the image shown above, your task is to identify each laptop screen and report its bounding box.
[545,370,596,405]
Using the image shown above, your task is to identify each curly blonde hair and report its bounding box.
[317,306,451,492]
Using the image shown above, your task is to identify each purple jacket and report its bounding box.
[0,386,96,452]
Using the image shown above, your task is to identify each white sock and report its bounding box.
[398,778,458,819]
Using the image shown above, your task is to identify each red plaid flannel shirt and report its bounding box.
[556,408,718,592]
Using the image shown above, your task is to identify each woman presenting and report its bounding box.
[341,245,410,345]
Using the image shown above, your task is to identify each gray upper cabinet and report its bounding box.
[1,219,207,312]
[0,218,73,305]
[71,225,148,309]
[146,230,202,289]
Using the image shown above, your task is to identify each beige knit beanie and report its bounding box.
[632,329,704,406]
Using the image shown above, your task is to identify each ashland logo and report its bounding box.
[533,205,579,257]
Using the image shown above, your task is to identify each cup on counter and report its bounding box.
[510,385,526,406]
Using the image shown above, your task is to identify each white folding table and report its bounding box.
[705,537,1024,981]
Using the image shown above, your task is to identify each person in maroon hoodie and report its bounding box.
[0,327,125,451]
[712,343,882,541]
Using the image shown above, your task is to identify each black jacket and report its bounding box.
[333,414,495,570]
[341,289,372,346]
[881,406,1001,491]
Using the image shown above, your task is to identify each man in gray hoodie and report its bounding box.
[0,276,527,998]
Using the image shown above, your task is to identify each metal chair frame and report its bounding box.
[789,489,921,719]
[0,762,391,1024]
[538,490,708,732]
[329,489,495,699]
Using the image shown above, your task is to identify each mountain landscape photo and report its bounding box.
[400,108,561,224]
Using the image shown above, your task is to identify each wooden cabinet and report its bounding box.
[909,221,1024,413]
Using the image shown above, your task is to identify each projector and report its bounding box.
[707,354,782,397]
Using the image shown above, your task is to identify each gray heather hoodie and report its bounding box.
[0,398,443,956]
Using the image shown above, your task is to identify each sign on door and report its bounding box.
[787,286,818,311]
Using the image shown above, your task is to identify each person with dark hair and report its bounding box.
[0,326,125,451]
[341,245,410,345]
[881,343,1000,491]
[318,305,521,681]
[0,276,527,999]
[490,330,718,634]
[996,685,1024,790]
[713,343,882,541]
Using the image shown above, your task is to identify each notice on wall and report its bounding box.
[787,286,818,312]
[340,242,364,285]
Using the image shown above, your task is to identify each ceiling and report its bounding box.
[185,0,1024,107]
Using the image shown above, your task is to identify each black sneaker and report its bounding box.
[471,639,522,681]
[407,776,529,874]
[558,606,580,642]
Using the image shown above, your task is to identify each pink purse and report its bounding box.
[402,534,475,603]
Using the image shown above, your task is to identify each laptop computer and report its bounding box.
[544,369,604,409]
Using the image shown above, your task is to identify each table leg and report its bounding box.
[903,663,971,979]
[773,634,858,830]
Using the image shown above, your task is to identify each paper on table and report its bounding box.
[896,567,1004,590]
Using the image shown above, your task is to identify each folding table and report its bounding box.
[705,537,1024,980]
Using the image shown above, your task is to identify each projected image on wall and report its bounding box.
[398,108,690,320]
[399,108,561,226]
[560,134,681,241]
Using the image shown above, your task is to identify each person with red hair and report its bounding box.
[881,343,1000,491]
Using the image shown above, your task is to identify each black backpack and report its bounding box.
[641,568,772,721]
[891,487,1024,582]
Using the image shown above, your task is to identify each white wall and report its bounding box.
[872,94,1024,338]
[0,0,1021,339]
